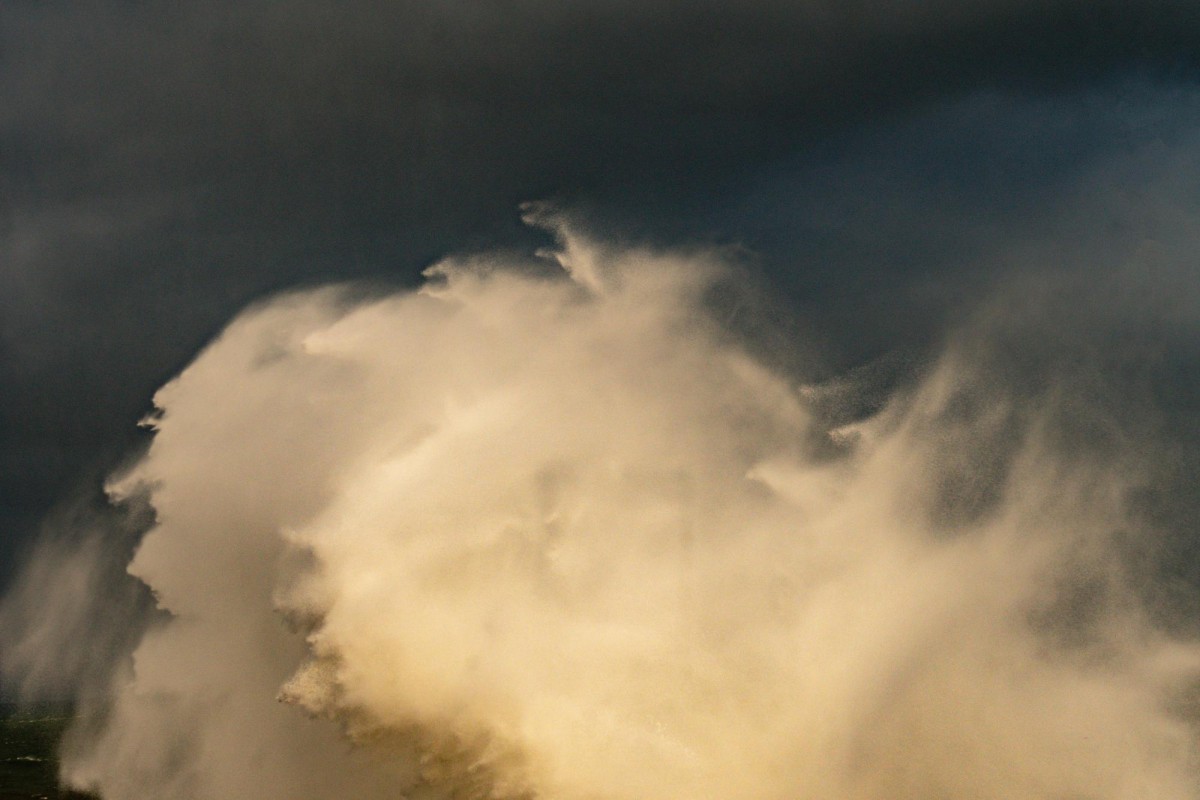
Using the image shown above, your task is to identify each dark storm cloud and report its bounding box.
[2,0,1200,590]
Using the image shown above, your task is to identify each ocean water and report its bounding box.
[0,704,87,799]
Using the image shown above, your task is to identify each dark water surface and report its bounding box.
[0,705,94,800]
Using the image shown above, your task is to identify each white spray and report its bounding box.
[13,218,1200,799]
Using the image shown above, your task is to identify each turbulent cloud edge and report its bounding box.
[3,219,1200,799]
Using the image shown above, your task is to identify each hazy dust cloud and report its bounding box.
[9,215,1200,800]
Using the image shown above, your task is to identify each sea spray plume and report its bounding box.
[0,491,154,705]
[275,287,1200,799]
[27,219,1200,799]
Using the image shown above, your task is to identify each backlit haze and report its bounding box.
[5,3,1200,799]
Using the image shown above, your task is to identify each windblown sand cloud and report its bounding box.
[5,217,1192,799]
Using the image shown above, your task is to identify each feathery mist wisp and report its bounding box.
[9,216,1200,799]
